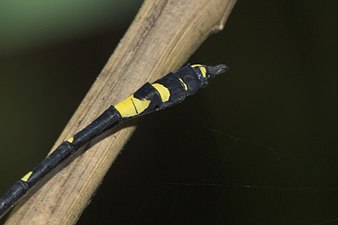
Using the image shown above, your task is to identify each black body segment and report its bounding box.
[27,142,74,186]
[132,83,163,115]
[72,106,121,146]
[0,63,227,219]
[0,181,27,216]
[173,64,205,94]
[156,72,188,108]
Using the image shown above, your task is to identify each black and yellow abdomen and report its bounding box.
[114,64,228,119]
[0,63,227,218]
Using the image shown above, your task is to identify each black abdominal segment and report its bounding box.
[0,63,227,218]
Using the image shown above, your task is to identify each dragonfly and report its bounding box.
[0,63,227,218]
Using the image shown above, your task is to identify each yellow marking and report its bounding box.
[115,95,151,118]
[21,171,33,182]
[67,137,74,143]
[191,64,207,78]
[152,83,170,102]
[178,78,188,91]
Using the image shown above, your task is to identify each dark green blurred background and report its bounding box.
[0,1,337,224]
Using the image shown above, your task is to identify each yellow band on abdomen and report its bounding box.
[21,171,33,182]
[152,83,170,102]
[191,64,207,78]
[115,95,151,118]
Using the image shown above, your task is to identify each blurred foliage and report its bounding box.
[0,0,142,194]
[0,0,142,55]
